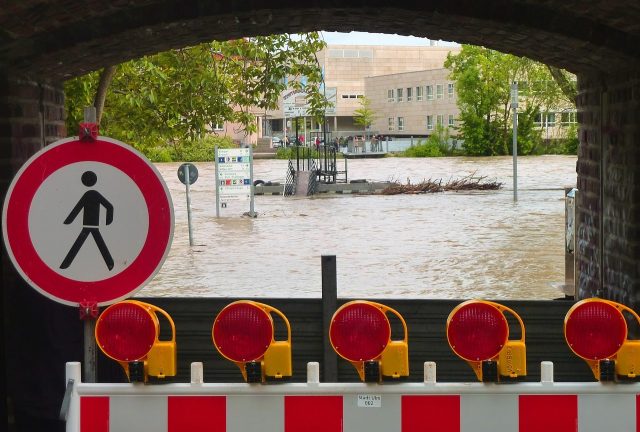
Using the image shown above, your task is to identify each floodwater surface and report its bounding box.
[138,155,577,300]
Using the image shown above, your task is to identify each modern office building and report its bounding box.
[262,44,461,141]
[231,43,576,147]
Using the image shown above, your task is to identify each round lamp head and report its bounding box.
[330,301,391,362]
[565,299,627,360]
[447,301,509,361]
[96,301,157,362]
[213,302,274,362]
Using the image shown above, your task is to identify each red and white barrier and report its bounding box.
[65,362,640,432]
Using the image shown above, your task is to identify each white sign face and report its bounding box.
[29,161,148,282]
[357,394,382,408]
[282,87,337,116]
[2,137,174,306]
[217,148,251,202]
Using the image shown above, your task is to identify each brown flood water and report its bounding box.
[138,155,577,300]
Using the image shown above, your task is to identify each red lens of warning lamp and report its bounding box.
[212,301,292,383]
[95,300,176,382]
[96,301,157,361]
[329,301,409,382]
[564,298,640,381]
[447,300,527,382]
[213,302,273,362]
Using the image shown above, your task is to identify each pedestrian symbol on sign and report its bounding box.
[60,171,115,271]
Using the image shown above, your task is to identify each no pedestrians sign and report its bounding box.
[2,137,174,306]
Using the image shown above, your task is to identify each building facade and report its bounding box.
[264,44,461,141]
[257,44,577,146]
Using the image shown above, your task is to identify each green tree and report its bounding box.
[353,96,377,135]
[65,34,328,158]
[445,45,574,156]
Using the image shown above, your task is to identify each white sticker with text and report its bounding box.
[357,394,382,408]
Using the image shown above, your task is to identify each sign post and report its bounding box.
[511,82,519,202]
[177,163,198,246]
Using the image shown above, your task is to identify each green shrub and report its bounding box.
[144,146,174,162]
[180,135,236,161]
[403,141,445,157]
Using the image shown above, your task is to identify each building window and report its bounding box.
[426,115,433,131]
[388,89,395,102]
[406,87,412,102]
[388,117,395,131]
[436,84,444,99]
[448,83,454,98]
[561,111,577,125]
[416,86,423,101]
[448,115,454,127]
[534,112,543,126]
[426,85,434,100]
[535,112,558,127]
[546,112,556,127]
[437,115,444,126]
[397,88,403,102]
[398,117,404,131]
[213,122,224,131]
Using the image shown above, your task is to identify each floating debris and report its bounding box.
[381,174,502,195]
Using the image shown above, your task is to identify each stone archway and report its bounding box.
[1,1,640,429]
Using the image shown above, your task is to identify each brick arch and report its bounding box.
[1,3,640,429]
[0,1,639,80]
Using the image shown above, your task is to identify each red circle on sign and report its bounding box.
[2,137,173,306]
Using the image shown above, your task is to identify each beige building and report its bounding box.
[263,44,461,140]
[366,68,458,137]
[252,44,576,146]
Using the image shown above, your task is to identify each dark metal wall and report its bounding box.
[117,297,594,385]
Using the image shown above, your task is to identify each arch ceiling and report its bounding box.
[1,0,639,80]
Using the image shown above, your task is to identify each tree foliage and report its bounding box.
[445,45,575,156]
[353,96,377,132]
[65,34,328,159]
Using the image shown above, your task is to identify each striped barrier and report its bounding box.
[65,362,640,432]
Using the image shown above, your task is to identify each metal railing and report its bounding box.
[307,159,318,196]
[284,160,296,196]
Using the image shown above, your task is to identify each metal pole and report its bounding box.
[215,145,220,218]
[82,106,97,383]
[185,164,194,246]
[249,146,256,217]
[83,106,97,124]
[321,255,338,382]
[511,82,518,202]
[83,320,97,382]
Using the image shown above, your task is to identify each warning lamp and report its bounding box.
[329,300,409,382]
[447,300,526,382]
[212,300,292,383]
[564,298,640,381]
[95,300,176,382]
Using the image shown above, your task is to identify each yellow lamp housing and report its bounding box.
[329,300,409,382]
[212,300,292,383]
[95,300,177,383]
[564,298,640,381]
[446,300,526,382]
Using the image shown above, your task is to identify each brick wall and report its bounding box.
[0,75,66,193]
[576,70,640,308]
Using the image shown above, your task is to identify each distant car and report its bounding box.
[271,136,283,148]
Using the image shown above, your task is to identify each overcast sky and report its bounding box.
[320,31,459,47]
